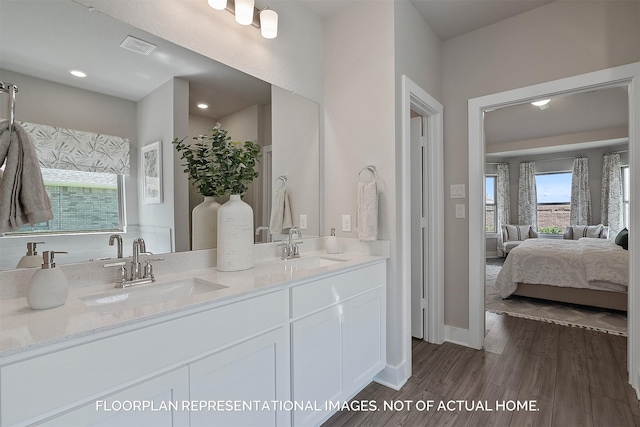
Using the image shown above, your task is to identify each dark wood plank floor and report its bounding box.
[324,312,640,426]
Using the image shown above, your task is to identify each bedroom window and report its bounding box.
[623,166,630,228]
[535,172,571,234]
[485,175,496,233]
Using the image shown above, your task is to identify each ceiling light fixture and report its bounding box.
[531,99,550,107]
[69,69,87,78]
[208,0,278,39]
[197,103,209,109]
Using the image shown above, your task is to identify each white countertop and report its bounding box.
[0,251,386,359]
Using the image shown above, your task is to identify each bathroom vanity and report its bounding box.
[0,250,387,427]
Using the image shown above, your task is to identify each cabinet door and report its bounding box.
[343,288,385,392]
[291,305,343,427]
[39,367,190,427]
[189,327,290,427]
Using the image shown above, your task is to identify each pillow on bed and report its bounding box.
[615,228,629,250]
[570,224,604,240]
[504,225,533,241]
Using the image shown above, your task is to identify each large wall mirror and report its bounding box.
[0,0,320,270]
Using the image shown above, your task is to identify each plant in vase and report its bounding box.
[173,123,261,269]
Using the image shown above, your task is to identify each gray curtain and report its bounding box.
[518,162,537,228]
[496,163,510,257]
[601,153,623,239]
[570,157,591,226]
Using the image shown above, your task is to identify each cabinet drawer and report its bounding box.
[1,289,286,426]
[290,262,385,318]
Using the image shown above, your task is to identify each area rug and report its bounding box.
[485,259,628,336]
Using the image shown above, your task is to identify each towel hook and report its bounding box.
[274,175,287,190]
[358,165,377,183]
[0,81,18,136]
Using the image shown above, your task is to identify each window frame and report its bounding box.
[485,174,497,234]
[535,170,572,236]
[2,174,127,237]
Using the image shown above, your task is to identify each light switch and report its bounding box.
[455,204,465,219]
[450,184,466,199]
[299,214,308,230]
[342,215,352,232]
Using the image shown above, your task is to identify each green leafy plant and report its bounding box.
[538,225,564,234]
[172,123,261,197]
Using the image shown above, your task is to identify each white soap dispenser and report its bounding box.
[26,251,69,310]
[326,228,339,254]
[16,241,45,268]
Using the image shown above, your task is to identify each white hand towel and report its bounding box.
[269,188,293,234]
[0,121,53,232]
[357,180,378,241]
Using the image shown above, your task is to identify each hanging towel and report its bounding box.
[269,188,293,234]
[357,180,378,241]
[0,120,53,232]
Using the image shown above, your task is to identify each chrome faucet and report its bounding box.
[105,237,162,288]
[108,234,123,258]
[255,226,271,243]
[282,227,303,259]
[130,238,147,281]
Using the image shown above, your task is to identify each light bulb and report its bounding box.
[208,0,227,10]
[531,99,550,107]
[234,0,254,25]
[260,9,278,39]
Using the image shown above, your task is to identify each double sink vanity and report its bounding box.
[0,239,388,427]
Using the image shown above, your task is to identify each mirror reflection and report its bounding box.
[0,0,320,270]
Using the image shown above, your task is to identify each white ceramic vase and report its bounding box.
[217,194,254,271]
[192,196,220,250]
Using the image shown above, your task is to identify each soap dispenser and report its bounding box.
[26,251,69,310]
[16,241,45,268]
[326,228,339,254]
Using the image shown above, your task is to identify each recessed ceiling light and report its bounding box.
[69,69,87,78]
[531,99,550,107]
[197,103,209,109]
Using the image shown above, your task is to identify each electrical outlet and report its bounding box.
[299,214,308,230]
[455,204,465,219]
[342,215,352,232]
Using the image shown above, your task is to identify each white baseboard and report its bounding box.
[374,362,407,391]
[445,325,470,347]
[486,251,499,258]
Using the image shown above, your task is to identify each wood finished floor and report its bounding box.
[324,312,640,427]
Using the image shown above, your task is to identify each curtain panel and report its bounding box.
[601,153,623,239]
[518,162,537,228]
[496,163,510,257]
[570,157,591,226]
[19,121,130,175]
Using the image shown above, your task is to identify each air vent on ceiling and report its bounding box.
[119,35,157,56]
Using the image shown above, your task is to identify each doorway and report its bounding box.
[398,75,444,385]
[467,62,640,392]
[411,115,427,339]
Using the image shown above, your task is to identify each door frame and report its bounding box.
[400,76,444,380]
[467,62,640,394]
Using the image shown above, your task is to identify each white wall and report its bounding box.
[136,77,190,253]
[442,0,640,329]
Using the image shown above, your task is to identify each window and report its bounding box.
[623,166,630,229]
[485,175,496,233]
[6,168,125,235]
[535,172,572,234]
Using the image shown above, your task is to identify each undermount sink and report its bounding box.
[81,277,227,310]
[280,256,347,270]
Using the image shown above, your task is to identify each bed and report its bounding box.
[494,237,629,311]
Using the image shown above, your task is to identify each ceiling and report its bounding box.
[296,0,557,41]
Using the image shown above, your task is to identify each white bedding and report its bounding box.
[495,238,629,298]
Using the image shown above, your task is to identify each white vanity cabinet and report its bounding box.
[1,257,387,427]
[37,367,190,427]
[290,261,386,426]
[0,289,288,427]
